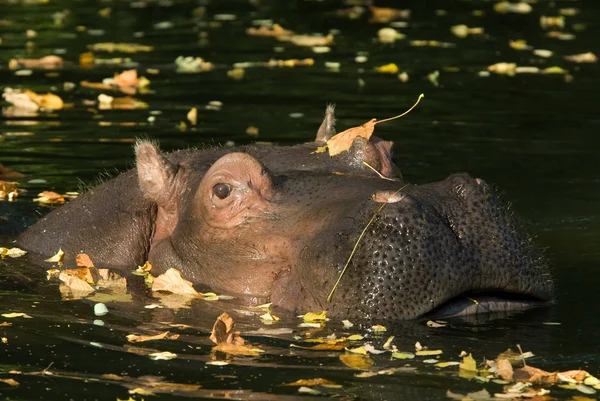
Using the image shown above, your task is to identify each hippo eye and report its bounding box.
[213,183,231,200]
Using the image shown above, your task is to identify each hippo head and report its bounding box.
[133,107,554,320]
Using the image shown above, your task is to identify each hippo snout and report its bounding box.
[328,173,553,320]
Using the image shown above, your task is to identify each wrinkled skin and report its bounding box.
[18,108,554,319]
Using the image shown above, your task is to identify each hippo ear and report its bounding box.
[135,140,178,208]
[315,103,336,142]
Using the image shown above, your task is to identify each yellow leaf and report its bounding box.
[301,311,327,323]
[391,351,415,359]
[0,378,19,387]
[459,353,477,372]
[339,354,374,370]
[371,324,387,333]
[435,361,460,368]
[1,313,32,319]
[415,349,443,356]
[347,334,364,341]
[375,63,399,74]
[345,346,367,355]
[44,249,65,264]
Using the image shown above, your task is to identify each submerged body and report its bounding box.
[18,111,554,319]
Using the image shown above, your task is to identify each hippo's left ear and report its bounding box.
[135,140,178,208]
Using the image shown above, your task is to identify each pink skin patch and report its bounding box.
[372,190,405,204]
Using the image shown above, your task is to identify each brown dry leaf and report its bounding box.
[339,354,374,370]
[0,378,19,387]
[126,331,180,343]
[62,267,96,284]
[209,312,264,356]
[326,94,423,156]
[80,81,115,91]
[327,119,376,156]
[565,52,597,63]
[114,69,139,87]
[283,378,340,387]
[58,271,95,297]
[247,24,293,37]
[76,253,95,268]
[497,358,514,381]
[0,322,11,327]
[513,365,558,384]
[9,55,64,70]
[152,268,198,295]
[0,181,19,201]
[34,191,65,205]
[369,6,410,23]
[287,34,334,47]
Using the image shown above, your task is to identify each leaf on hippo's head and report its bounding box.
[325,93,424,157]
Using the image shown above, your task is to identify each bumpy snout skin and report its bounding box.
[325,173,553,320]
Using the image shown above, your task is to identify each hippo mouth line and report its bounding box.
[425,290,552,319]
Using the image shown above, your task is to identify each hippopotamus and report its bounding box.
[18,107,554,319]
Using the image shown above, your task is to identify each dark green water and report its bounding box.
[1,0,599,399]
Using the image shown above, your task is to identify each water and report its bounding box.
[1,0,599,399]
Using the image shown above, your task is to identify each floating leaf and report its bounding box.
[127,331,179,343]
[1,313,32,319]
[283,378,340,387]
[391,351,415,360]
[0,378,19,387]
[0,247,27,259]
[301,311,328,323]
[35,191,65,205]
[210,312,264,356]
[375,63,399,74]
[75,253,95,268]
[88,42,153,53]
[9,55,64,70]
[339,354,374,370]
[565,52,597,63]
[416,349,443,356]
[247,24,293,37]
[459,353,477,372]
[148,351,177,361]
[152,268,198,295]
[497,358,514,381]
[44,248,65,263]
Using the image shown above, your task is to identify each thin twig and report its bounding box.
[362,162,401,182]
[327,184,409,302]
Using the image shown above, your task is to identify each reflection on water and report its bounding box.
[1,0,599,399]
